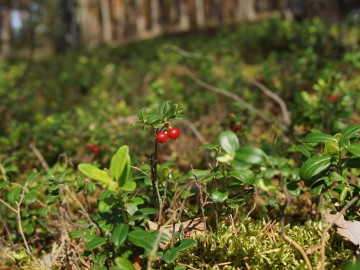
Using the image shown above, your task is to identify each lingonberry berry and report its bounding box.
[167,127,180,139]
[88,144,100,155]
[328,94,340,102]
[156,132,168,143]
[231,124,242,132]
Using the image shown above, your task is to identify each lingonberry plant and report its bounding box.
[135,101,186,208]
[290,124,360,217]
[74,102,197,269]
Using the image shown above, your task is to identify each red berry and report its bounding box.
[231,125,242,132]
[328,94,341,102]
[167,127,180,139]
[256,76,264,83]
[156,132,168,143]
[88,144,100,155]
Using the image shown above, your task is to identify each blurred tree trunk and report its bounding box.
[55,0,79,53]
[100,0,112,42]
[150,0,161,34]
[1,3,12,57]
[237,0,255,20]
[78,0,101,47]
[111,0,125,41]
[194,0,205,27]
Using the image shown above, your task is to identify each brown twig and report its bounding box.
[319,196,359,270]
[29,142,50,173]
[251,79,290,127]
[183,119,208,144]
[184,69,270,122]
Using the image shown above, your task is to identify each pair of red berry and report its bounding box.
[156,127,180,143]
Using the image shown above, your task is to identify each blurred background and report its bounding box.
[1,0,359,171]
[1,0,360,57]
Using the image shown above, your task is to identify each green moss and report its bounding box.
[173,219,354,270]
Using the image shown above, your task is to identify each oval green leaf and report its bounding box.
[110,145,131,187]
[229,170,255,185]
[110,223,129,247]
[78,163,112,186]
[341,124,360,139]
[219,131,239,155]
[211,190,229,203]
[235,146,267,165]
[303,132,337,144]
[86,236,107,251]
[114,257,136,270]
[299,155,332,181]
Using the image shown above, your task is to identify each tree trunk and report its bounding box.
[150,0,161,34]
[1,4,12,57]
[195,0,205,27]
[100,0,112,42]
[111,0,125,42]
[179,0,190,30]
[237,0,255,20]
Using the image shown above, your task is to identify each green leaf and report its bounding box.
[86,237,107,251]
[147,115,162,124]
[24,190,37,204]
[159,101,170,117]
[303,132,337,144]
[78,163,112,187]
[114,257,136,270]
[211,190,229,203]
[348,143,360,156]
[191,169,212,179]
[137,207,158,216]
[201,144,220,151]
[163,247,178,263]
[128,229,157,252]
[110,223,129,247]
[173,238,196,252]
[110,146,131,187]
[229,170,255,185]
[299,155,332,181]
[137,108,144,120]
[174,266,187,270]
[166,104,177,118]
[7,186,22,204]
[24,171,39,184]
[341,124,360,139]
[119,180,136,191]
[324,141,339,154]
[235,147,267,165]
[287,145,311,159]
[219,131,239,155]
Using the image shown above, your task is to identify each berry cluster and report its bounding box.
[156,127,180,143]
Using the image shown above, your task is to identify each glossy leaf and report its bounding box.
[235,146,267,165]
[299,155,332,181]
[211,190,229,203]
[159,100,170,117]
[110,146,131,187]
[128,229,157,252]
[163,247,177,263]
[114,257,136,270]
[219,131,239,155]
[110,223,129,247]
[341,124,360,139]
[173,238,196,252]
[303,132,337,143]
[119,180,136,192]
[78,163,112,186]
[229,170,255,185]
[86,237,107,250]
[348,143,360,156]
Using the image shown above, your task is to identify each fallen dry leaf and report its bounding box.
[324,210,360,250]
